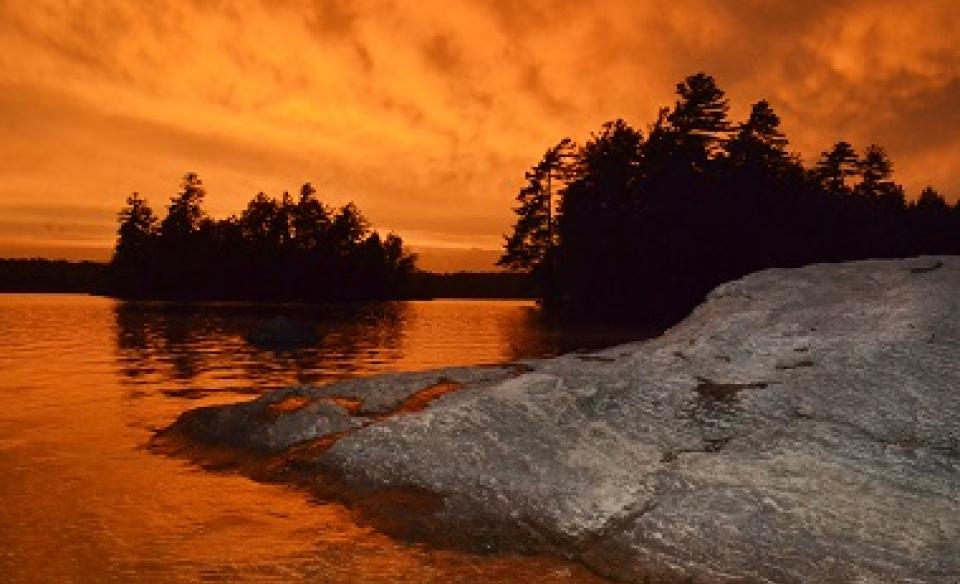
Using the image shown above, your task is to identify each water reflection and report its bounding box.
[0,295,635,583]
[113,299,637,401]
[114,302,408,395]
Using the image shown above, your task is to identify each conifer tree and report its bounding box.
[115,192,157,261]
[498,138,576,272]
[815,142,859,193]
[160,172,206,240]
[666,72,732,164]
[856,144,903,207]
[726,100,790,171]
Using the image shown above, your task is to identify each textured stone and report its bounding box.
[167,256,960,583]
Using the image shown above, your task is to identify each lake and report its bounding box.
[0,294,645,583]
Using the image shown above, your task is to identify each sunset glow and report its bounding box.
[1,0,958,268]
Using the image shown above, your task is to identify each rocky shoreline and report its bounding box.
[159,257,960,583]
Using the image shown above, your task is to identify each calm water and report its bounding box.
[0,294,640,583]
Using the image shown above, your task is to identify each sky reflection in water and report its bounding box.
[0,295,639,583]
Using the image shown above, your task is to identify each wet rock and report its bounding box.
[165,386,360,453]
[164,365,520,453]
[167,256,960,583]
[303,364,520,416]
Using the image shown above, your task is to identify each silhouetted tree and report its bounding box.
[815,142,859,194]
[556,119,645,310]
[110,192,158,296]
[500,72,960,325]
[910,186,954,253]
[108,175,415,302]
[383,233,414,273]
[292,182,330,251]
[330,202,368,256]
[726,100,792,173]
[915,186,949,213]
[115,192,157,260]
[160,172,207,240]
[241,192,285,249]
[498,138,576,283]
[857,145,892,192]
[666,72,732,166]
[856,145,904,206]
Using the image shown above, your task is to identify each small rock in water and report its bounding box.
[245,316,318,349]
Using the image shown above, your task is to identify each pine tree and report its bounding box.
[498,138,576,272]
[292,182,330,250]
[726,100,790,171]
[856,144,902,206]
[330,202,369,255]
[666,72,732,164]
[815,142,859,194]
[915,186,949,213]
[160,172,207,239]
[553,120,646,311]
[240,192,282,247]
[115,192,157,261]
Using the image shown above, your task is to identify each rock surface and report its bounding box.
[164,257,960,583]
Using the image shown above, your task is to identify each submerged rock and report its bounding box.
[245,316,319,349]
[165,257,960,583]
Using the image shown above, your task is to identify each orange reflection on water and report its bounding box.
[113,299,559,398]
[0,294,625,583]
[268,395,316,414]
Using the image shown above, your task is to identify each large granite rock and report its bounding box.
[164,257,960,583]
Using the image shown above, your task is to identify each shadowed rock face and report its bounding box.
[163,257,960,583]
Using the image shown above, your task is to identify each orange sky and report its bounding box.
[1,0,958,270]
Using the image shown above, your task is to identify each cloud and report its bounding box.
[0,0,957,263]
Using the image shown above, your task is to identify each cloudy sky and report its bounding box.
[1,0,957,269]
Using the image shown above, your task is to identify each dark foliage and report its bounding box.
[109,175,416,301]
[501,72,960,325]
[0,259,105,293]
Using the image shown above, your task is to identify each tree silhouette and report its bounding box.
[241,192,282,247]
[109,176,415,302]
[330,202,369,255]
[857,145,893,193]
[815,142,859,194]
[726,100,792,173]
[291,182,330,251]
[160,172,207,240]
[666,72,732,165]
[498,137,576,289]
[116,192,157,260]
[556,119,645,310]
[110,192,158,296]
[916,186,949,213]
[500,72,960,324]
[857,144,904,207]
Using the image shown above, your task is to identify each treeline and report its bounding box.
[0,259,105,293]
[110,174,416,301]
[501,72,960,324]
[0,258,536,299]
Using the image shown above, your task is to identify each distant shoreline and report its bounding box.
[0,258,535,300]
